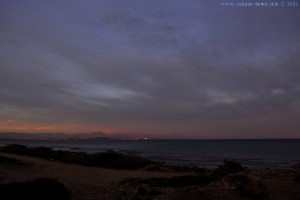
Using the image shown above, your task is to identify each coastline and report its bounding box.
[1,139,300,169]
[0,145,299,200]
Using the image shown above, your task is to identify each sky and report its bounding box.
[0,0,300,139]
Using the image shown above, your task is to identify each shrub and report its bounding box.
[88,151,153,169]
[212,159,245,179]
[0,144,154,170]
[136,175,213,188]
[225,174,267,199]
[295,174,300,183]
[30,147,62,160]
[146,162,206,174]
[156,175,212,187]
[0,144,30,155]
[0,155,25,166]
[0,178,71,200]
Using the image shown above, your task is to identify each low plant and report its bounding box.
[0,178,71,200]
[124,174,214,188]
[212,159,245,179]
[1,144,153,170]
[0,155,25,166]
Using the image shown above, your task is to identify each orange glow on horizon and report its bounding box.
[0,121,119,134]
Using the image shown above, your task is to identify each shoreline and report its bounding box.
[0,144,300,200]
[1,140,299,169]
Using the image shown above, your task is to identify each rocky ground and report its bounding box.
[0,152,300,200]
[106,166,300,200]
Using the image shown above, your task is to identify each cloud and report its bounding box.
[0,0,300,137]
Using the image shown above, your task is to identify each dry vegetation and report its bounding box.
[0,144,299,200]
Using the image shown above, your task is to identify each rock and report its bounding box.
[136,186,147,196]
[223,182,230,190]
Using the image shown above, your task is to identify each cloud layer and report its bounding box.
[1,0,300,138]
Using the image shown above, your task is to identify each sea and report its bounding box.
[0,139,299,168]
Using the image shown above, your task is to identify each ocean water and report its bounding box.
[0,139,299,168]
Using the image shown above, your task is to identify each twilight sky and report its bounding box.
[1,0,300,138]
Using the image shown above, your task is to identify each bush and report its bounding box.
[295,174,300,183]
[212,159,245,179]
[225,174,266,199]
[30,147,62,160]
[0,155,25,166]
[0,178,71,200]
[227,174,266,199]
[129,175,214,188]
[0,144,30,155]
[0,144,154,170]
[153,175,213,187]
[146,163,206,173]
[89,152,153,169]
